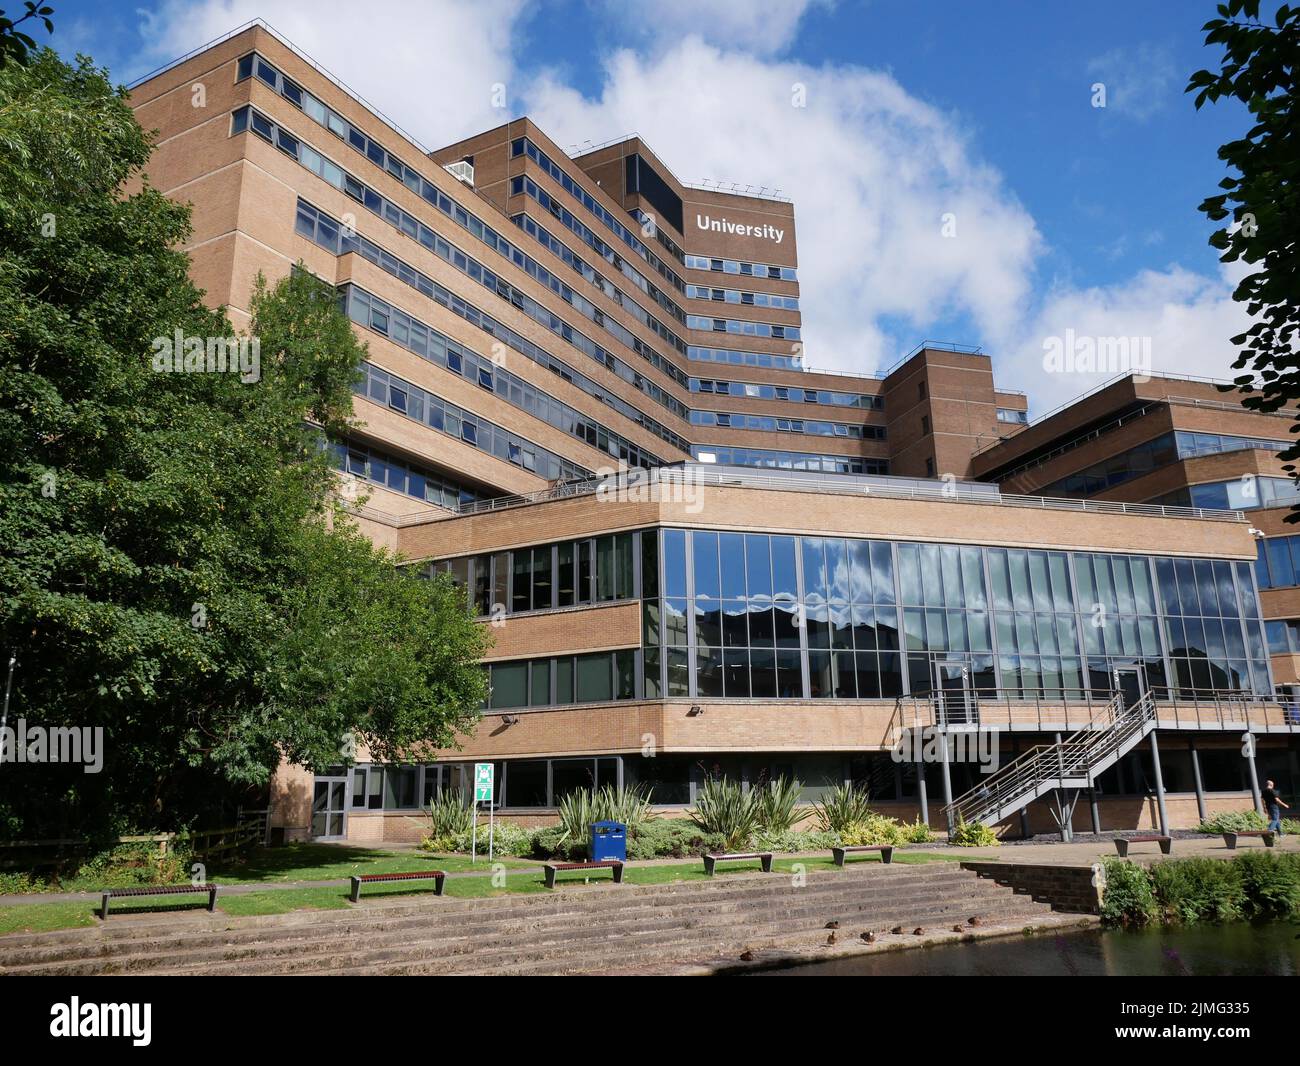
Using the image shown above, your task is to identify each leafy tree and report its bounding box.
[0,3,53,68]
[1188,1,1300,517]
[0,51,487,837]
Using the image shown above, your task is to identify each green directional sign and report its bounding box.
[474,762,494,802]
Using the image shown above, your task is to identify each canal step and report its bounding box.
[0,864,1054,976]
[0,864,985,963]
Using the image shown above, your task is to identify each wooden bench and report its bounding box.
[831,844,894,866]
[1223,830,1275,850]
[1113,835,1172,858]
[543,860,624,889]
[703,852,773,876]
[100,883,218,920]
[349,870,446,902]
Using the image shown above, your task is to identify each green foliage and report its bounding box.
[1188,2,1300,514]
[902,817,937,843]
[840,813,907,846]
[1149,857,1245,924]
[1105,852,1300,927]
[625,819,726,860]
[1101,858,1159,927]
[689,777,759,851]
[1235,850,1300,919]
[0,4,54,69]
[811,782,873,833]
[0,51,487,837]
[948,819,998,847]
[551,784,655,856]
[753,775,804,833]
[1196,809,1268,833]
[70,841,194,889]
[752,828,841,853]
[421,788,474,851]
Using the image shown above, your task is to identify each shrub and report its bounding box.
[625,819,726,860]
[1235,851,1300,920]
[690,777,759,851]
[752,828,841,853]
[948,819,997,847]
[426,789,474,838]
[1196,809,1267,834]
[595,784,656,831]
[840,813,907,846]
[0,871,49,894]
[73,840,194,888]
[902,817,937,843]
[1149,857,1244,924]
[812,782,873,833]
[1101,858,1158,926]
[555,788,598,852]
[754,776,804,834]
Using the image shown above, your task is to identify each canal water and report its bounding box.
[757,923,1300,976]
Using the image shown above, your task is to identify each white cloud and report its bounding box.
[1086,43,1180,122]
[134,0,525,146]
[526,38,1043,376]
[131,4,1247,414]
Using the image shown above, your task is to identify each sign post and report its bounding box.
[473,762,494,864]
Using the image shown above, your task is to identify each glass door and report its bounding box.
[312,770,347,840]
[1111,664,1148,711]
[933,655,978,726]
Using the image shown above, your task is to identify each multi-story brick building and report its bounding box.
[129,23,1299,843]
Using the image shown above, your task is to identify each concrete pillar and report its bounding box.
[1244,733,1263,815]
[1054,732,1071,842]
[1189,739,1207,824]
[1019,808,1031,839]
[1149,731,1169,836]
[917,761,929,826]
[939,731,954,836]
[1089,786,1101,835]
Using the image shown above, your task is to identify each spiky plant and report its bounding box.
[689,777,759,851]
[755,775,804,833]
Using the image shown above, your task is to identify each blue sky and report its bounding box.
[40,0,1258,411]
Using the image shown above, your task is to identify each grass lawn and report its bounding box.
[0,848,966,933]
[204,843,533,885]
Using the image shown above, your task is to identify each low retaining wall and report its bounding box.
[961,861,1105,915]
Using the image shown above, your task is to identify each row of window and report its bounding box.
[1152,477,1300,512]
[686,344,806,372]
[422,531,642,617]
[689,409,884,440]
[339,279,670,469]
[686,314,800,340]
[353,359,588,482]
[692,446,887,475]
[511,137,686,283]
[327,438,484,510]
[645,529,1268,699]
[239,51,693,363]
[691,378,882,409]
[1255,535,1300,590]
[996,407,1028,425]
[486,650,638,709]
[1043,430,1289,498]
[684,253,798,282]
[685,284,799,310]
[286,179,694,442]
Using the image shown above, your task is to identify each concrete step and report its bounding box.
[0,865,985,963]
[0,864,1054,976]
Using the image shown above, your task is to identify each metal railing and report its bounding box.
[893,685,1296,738]
[449,464,1246,521]
[943,693,1154,827]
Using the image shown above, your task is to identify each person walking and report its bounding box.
[1261,779,1289,836]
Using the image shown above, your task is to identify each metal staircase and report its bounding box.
[943,692,1157,829]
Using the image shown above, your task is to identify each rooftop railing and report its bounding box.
[448,464,1246,522]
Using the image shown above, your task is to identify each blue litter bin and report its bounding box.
[590,820,627,862]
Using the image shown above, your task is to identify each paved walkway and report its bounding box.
[2,833,1291,907]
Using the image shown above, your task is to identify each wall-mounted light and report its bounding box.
[687,705,703,717]
[500,714,520,726]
